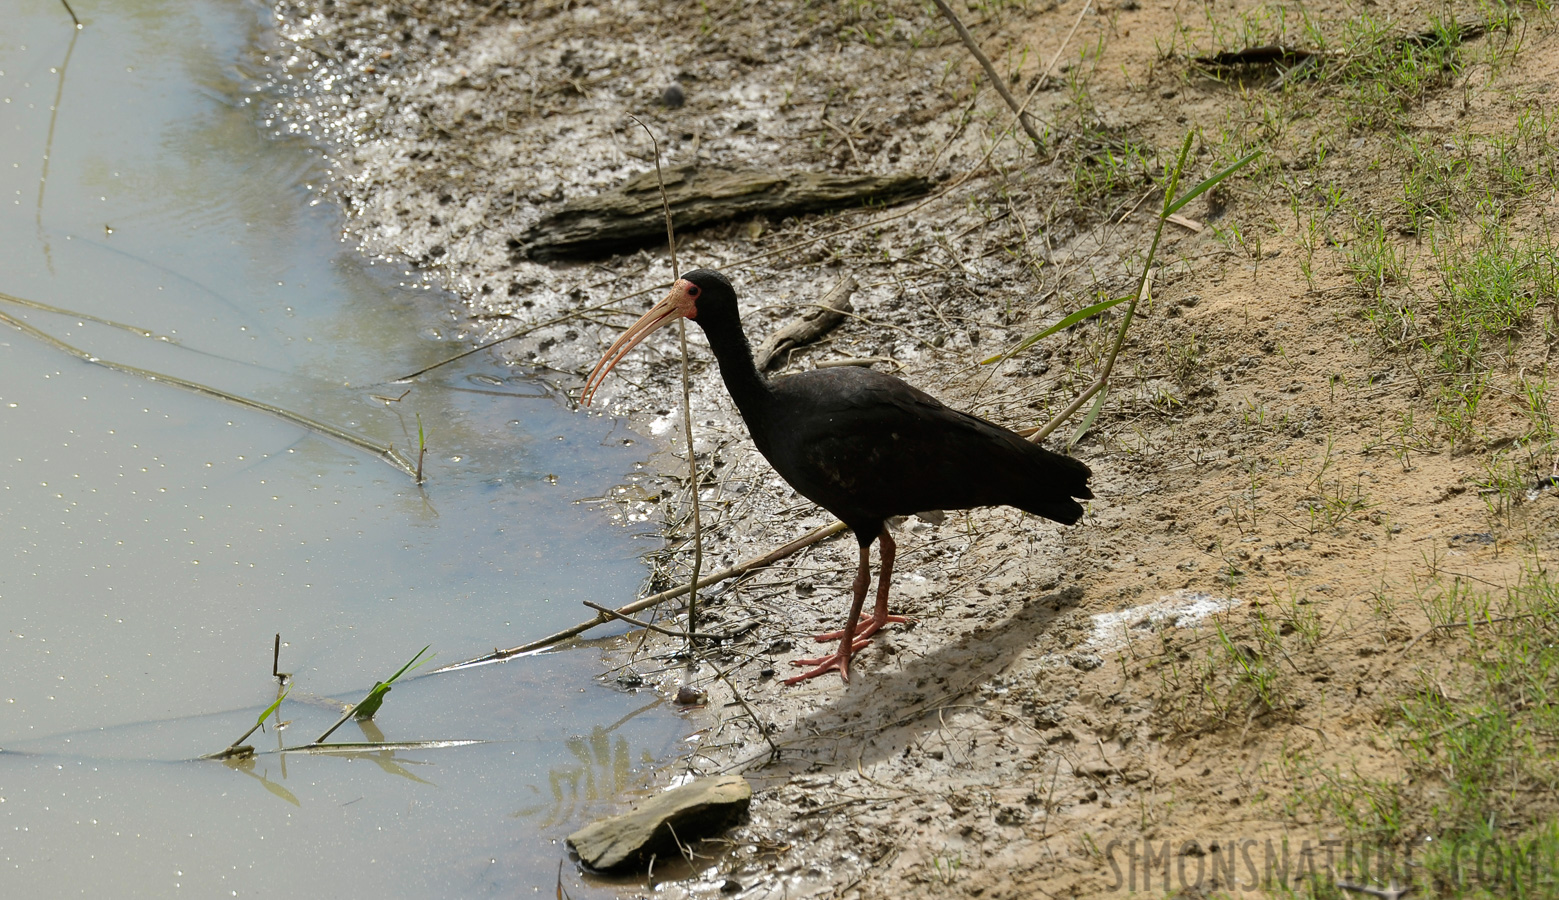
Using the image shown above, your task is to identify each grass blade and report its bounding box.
[1164,150,1262,216]
[254,689,289,730]
[1070,390,1109,448]
[203,687,292,759]
[982,293,1132,365]
[314,645,434,744]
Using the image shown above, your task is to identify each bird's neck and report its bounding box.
[699,315,773,420]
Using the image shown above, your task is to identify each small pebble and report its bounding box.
[661,83,685,108]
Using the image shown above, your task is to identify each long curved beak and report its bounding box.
[581,280,697,406]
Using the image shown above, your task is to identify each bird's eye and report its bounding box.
[686,284,701,298]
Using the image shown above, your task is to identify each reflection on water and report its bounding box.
[521,719,655,828]
[224,752,305,807]
[0,0,680,894]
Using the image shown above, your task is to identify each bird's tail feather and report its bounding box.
[1021,495,1088,526]
[1019,445,1093,525]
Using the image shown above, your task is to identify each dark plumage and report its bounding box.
[751,366,1091,529]
[583,269,1092,684]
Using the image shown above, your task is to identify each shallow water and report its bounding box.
[0,1,678,894]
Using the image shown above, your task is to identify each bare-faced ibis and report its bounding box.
[583,270,1092,684]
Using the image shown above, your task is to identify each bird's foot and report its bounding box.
[782,648,851,685]
[790,615,910,677]
[813,612,911,644]
[789,620,893,677]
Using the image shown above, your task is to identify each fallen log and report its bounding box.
[515,164,933,260]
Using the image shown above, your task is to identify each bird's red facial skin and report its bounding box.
[580,279,699,405]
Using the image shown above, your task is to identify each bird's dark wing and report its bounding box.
[751,367,1092,528]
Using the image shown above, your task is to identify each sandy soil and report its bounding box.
[258,1,1559,896]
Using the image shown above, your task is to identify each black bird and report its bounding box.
[583,269,1092,684]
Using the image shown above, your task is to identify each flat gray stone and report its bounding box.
[567,774,752,871]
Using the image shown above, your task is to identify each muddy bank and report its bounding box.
[260,1,1559,896]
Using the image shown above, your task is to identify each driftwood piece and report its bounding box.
[752,274,856,370]
[516,164,933,260]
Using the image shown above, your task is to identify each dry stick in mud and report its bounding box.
[752,274,857,370]
[434,520,849,672]
[628,114,704,664]
[930,0,1046,148]
[583,600,707,639]
[701,657,782,760]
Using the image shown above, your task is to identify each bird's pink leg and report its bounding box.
[811,528,911,647]
[784,542,872,684]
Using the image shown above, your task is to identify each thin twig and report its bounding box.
[582,600,729,640]
[709,14,1064,278]
[36,21,79,246]
[701,0,1088,311]
[930,0,1046,148]
[583,600,683,636]
[433,520,849,672]
[393,296,642,382]
[0,290,169,339]
[814,357,899,369]
[629,114,704,665]
[0,307,417,477]
[1029,135,1257,444]
[700,654,781,760]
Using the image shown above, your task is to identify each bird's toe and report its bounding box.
[783,656,846,685]
[814,612,911,643]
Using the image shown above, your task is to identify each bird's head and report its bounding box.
[581,268,736,405]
